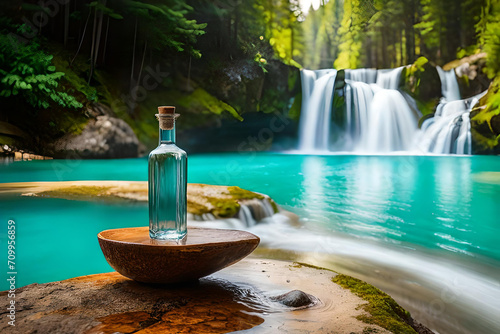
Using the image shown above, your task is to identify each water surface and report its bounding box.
[1,153,499,334]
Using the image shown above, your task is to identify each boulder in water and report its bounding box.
[271,289,316,308]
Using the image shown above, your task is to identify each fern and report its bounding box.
[0,25,83,110]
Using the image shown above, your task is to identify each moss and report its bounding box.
[177,88,243,121]
[471,76,500,154]
[227,186,264,200]
[288,93,302,121]
[38,186,112,201]
[332,274,417,334]
[188,185,271,218]
[291,262,337,272]
[33,183,279,218]
[186,184,279,218]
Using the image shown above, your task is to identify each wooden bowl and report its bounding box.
[98,227,260,284]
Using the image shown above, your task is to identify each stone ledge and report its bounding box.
[0,259,433,334]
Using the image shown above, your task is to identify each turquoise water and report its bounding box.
[1,153,499,333]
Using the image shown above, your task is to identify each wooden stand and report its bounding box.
[98,227,260,284]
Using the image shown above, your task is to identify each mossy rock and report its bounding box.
[471,77,500,154]
[18,181,279,220]
[402,57,441,111]
[292,263,432,334]
[187,184,278,218]
[333,274,420,334]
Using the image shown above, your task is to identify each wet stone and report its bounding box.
[271,289,316,308]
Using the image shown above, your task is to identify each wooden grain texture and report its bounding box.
[98,227,260,284]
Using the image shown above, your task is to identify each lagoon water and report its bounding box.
[1,153,499,334]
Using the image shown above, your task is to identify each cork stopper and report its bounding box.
[158,106,175,115]
[156,106,179,130]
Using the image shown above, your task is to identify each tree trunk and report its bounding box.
[187,56,192,91]
[130,18,138,91]
[92,0,107,68]
[88,7,98,84]
[64,0,70,46]
[136,41,148,92]
[71,8,91,66]
[102,17,110,64]
[399,30,403,66]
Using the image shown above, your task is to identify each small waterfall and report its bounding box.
[376,67,404,89]
[189,197,276,227]
[415,94,484,154]
[298,69,337,151]
[436,66,461,102]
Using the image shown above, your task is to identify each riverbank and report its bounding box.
[0,259,432,334]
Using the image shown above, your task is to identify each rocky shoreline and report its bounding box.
[0,259,433,334]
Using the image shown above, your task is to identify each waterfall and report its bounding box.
[298,69,337,151]
[344,67,404,89]
[436,66,461,102]
[376,67,404,89]
[345,68,377,83]
[358,89,418,152]
[188,197,276,227]
[298,65,483,155]
[414,94,484,154]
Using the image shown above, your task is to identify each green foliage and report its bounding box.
[477,0,500,78]
[254,52,268,73]
[121,0,206,57]
[0,27,82,110]
[288,93,301,120]
[258,0,303,67]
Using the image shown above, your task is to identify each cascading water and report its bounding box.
[298,69,337,151]
[415,66,482,155]
[298,64,484,155]
[299,67,417,152]
[415,94,484,154]
[376,67,404,89]
[436,66,461,102]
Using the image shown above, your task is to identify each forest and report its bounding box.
[0,0,499,155]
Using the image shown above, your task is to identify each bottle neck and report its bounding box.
[159,126,175,144]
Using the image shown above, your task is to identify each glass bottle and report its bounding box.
[148,106,187,240]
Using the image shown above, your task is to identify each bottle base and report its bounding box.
[149,229,187,241]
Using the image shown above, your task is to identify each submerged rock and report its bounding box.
[51,115,139,159]
[271,289,316,308]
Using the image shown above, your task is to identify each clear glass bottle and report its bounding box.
[148,106,187,240]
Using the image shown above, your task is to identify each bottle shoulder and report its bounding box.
[149,144,187,158]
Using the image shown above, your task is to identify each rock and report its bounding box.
[0,259,417,334]
[84,102,115,118]
[271,289,316,308]
[0,181,282,223]
[402,58,442,108]
[443,53,490,99]
[52,115,139,159]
